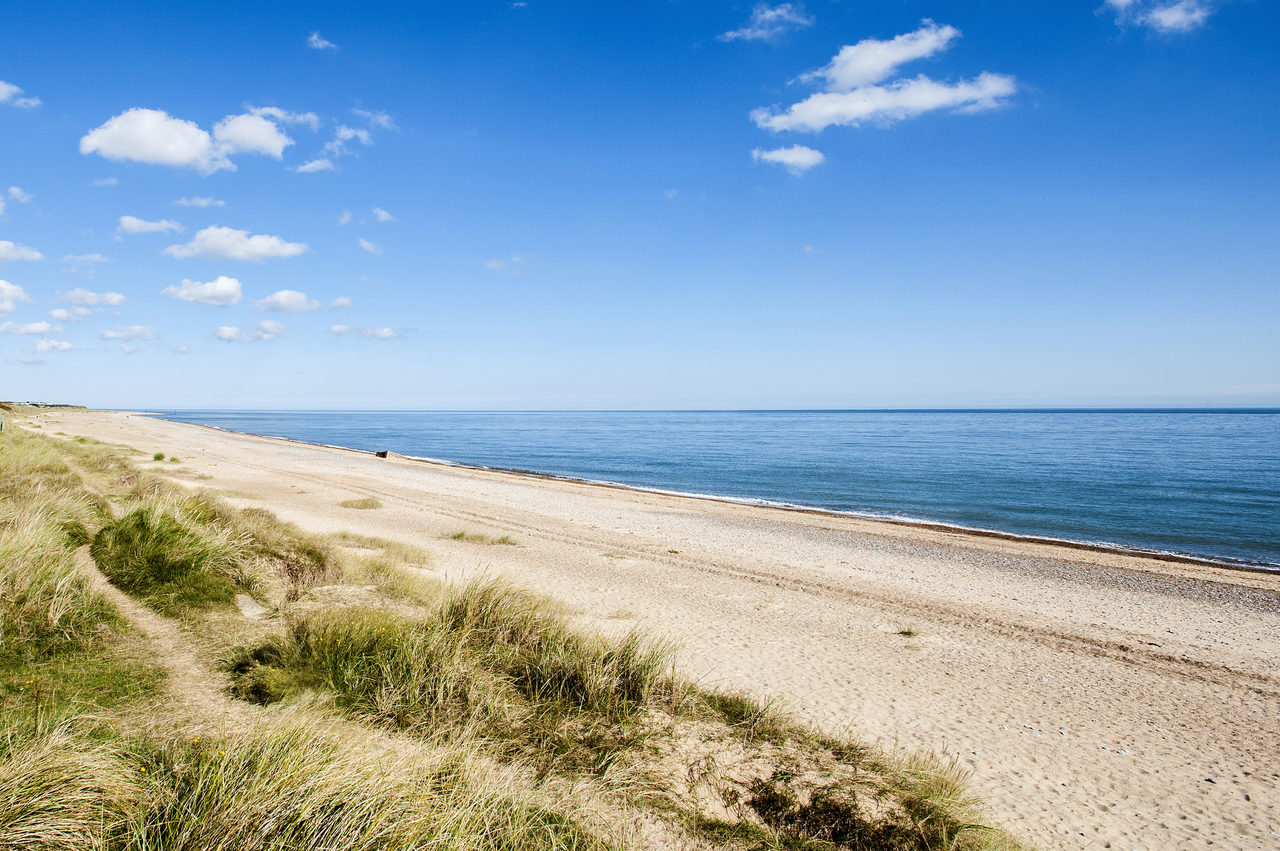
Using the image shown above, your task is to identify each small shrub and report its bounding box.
[152,453,164,461]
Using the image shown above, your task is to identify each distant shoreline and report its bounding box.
[141,410,1280,576]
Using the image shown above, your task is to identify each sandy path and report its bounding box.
[36,410,1280,850]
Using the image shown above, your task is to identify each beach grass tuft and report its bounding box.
[338,497,382,510]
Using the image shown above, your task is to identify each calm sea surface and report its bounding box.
[153,410,1280,568]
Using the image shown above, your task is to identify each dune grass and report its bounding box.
[339,497,383,509]
[450,530,518,545]
[1,420,1020,851]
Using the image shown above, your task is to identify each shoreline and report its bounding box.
[144,411,1280,576]
[30,407,1280,847]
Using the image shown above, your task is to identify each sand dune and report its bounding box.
[34,409,1280,849]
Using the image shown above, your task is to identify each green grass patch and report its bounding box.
[90,508,238,616]
[338,497,382,510]
[449,530,517,545]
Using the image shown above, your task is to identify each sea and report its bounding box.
[153,409,1280,570]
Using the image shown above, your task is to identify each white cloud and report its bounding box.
[357,238,382,255]
[665,189,679,199]
[174,345,189,354]
[1146,1,1212,32]
[294,158,335,173]
[82,107,308,174]
[751,145,825,175]
[59,288,126,307]
[254,289,320,313]
[372,206,395,222]
[116,215,182,239]
[720,3,814,42]
[49,308,84,322]
[161,276,243,306]
[1108,0,1213,33]
[0,281,31,315]
[484,254,526,274]
[92,177,119,187]
[0,199,5,217]
[81,108,233,174]
[253,319,288,340]
[249,106,320,132]
[751,21,1015,134]
[0,320,59,335]
[216,320,287,342]
[352,108,396,130]
[330,296,353,309]
[118,344,141,354]
[175,196,226,208]
[0,241,43,263]
[0,80,40,108]
[801,20,959,90]
[753,73,1016,132]
[213,112,294,158]
[164,226,308,261]
[330,324,399,339]
[35,339,73,353]
[803,244,820,254]
[100,325,154,341]
[338,209,352,225]
[308,32,338,50]
[8,186,32,203]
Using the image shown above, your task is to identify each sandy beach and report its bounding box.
[28,409,1280,850]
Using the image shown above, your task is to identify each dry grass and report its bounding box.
[0,422,1022,851]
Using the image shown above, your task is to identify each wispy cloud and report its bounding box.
[0,80,41,109]
[164,226,308,261]
[59,288,126,308]
[372,207,395,222]
[751,20,1016,134]
[61,253,112,276]
[308,31,338,50]
[175,196,226,208]
[330,324,400,339]
[0,320,59,335]
[35,339,73,353]
[100,325,154,341]
[1107,0,1214,33]
[484,254,526,274]
[293,158,335,173]
[216,320,287,342]
[752,145,825,175]
[91,177,119,187]
[116,215,182,239]
[8,186,32,203]
[330,296,353,309]
[358,238,382,255]
[161,276,243,306]
[720,3,814,42]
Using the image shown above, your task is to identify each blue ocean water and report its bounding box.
[154,410,1280,569]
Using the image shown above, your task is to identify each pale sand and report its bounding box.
[30,409,1280,849]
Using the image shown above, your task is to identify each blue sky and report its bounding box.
[1,0,1277,409]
